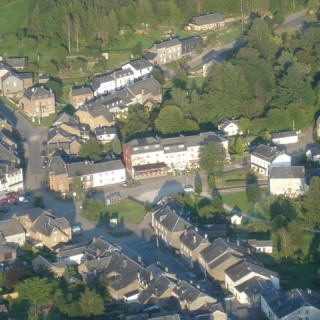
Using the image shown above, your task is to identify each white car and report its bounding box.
[18,197,29,203]
[183,185,194,193]
[224,294,235,301]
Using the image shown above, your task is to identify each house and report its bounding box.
[114,69,135,90]
[269,166,306,197]
[69,86,94,108]
[225,260,279,305]
[145,38,181,65]
[181,36,203,56]
[137,275,176,307]
[95,126,118,143]
[19,86,55,118]
[152,206,191,250]
[32,255,66,277]
[250,146,291,177]
[28,211,72,249]
[218,118,242,136]
[78,252,150,299]
[38,74,50,84]
[47,126,85,155]
[271,131,298,145]
[85,237,115,259]
[246,240,273,254]
[180,228,208,268]
[0,219,25,246]
[188,13,225,31]
[1,72,24,98]
[48,157,126,192]
[0,164,24,193]
[56,243,87,265]
[231,212,243,225]
[0,243,17,262]
[172,280,216,311]
[0,143,20,167]
[6,57,28,70]
[18,72,33,90]
[198,238,254,282]
[123,132,228,179]
[91,74,116,96]
[261,288,320,320]
[122,58,153,80]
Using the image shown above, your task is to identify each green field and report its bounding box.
[216,167,251,187]
[82,199,146,225]
[0,0,28,34]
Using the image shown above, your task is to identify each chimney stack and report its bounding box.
[204,234,208,240]
[193,235,196,244]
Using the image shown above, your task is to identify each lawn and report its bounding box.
[82,198,146,225]
[216,25,243,45]
[0,0,28,34]
[216,167,251,187]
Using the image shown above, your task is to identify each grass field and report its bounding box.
[216,25,243,45]
[82,199,146,225]
[0,0,28,34]
[216,167,251,187]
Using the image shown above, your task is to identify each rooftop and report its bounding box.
[269,166,305,179]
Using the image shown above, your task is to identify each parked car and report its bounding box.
[40,151,46,158]
[72,226,82,236]
[183,185,194,193]
[224,294,235,301]
[19,197,29,203]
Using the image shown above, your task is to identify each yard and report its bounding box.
[82,198,146,225]
[216,25,243,45]
[215,167,251,187]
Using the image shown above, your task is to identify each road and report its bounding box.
[0,100,47,190]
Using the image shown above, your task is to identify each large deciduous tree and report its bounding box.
[199,141,225,176]
[79,139,104,161]
[79,288,105,317]
[155,105,185,134]
[303,176,320,227]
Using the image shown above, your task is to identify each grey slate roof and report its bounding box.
[235,277,274,296]
[154,38,181,50]
[252,145,278,162]
[218,118,239,130]
[95,126,118,136]
[138,275,175,304]
[0,143,20,165]
[128,58,153,70]
[47,126,75,142]
[271,131,297,139]
[0,219,25,238]
[30,211,70,237]
[86,238,115,259]
[269,166,305,179]
[173,280,212,303]
[6,57,27,69]
[225,260,278,282]
[191,13,224,26]
[114,69,133,79]
[247,239,273,248]
[127,77,162,97]
[70,86,93,96]
[180,229,207,252]
[0,243,17,255]
[91,74,114,91]
[0,163,20,176]
[153,207,191,233]
[53,113,79,127]
[48,155,67,175]
[23,87,54,101]
[66,159,125,178]
[56,243,88,259]
[262,288,320,319]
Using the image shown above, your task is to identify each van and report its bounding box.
[72,226,82,236]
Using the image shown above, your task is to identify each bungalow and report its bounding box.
[269,166,306,197]
[95,126,118,143]
[188,13,225,31]
[250,145,291,177]
[218,118,242,136]
[261,288,320,320]
[231,212,243,225]
[270,131,298,145]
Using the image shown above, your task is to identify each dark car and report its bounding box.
[40,151,46,158]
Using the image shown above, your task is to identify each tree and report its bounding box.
[79,288,105,317]
[79,139,104,161]
[195,182,202,195]
[112,136,122,155]
[123,105,149,138]
[208,175,216,190]
[199,141,225,176]
[73,14,81,52]
[155,105,185,134]
[246,185,261,204]
[16,277,53,307]
[303,176,320,227]
[63,14,72,53]
[45,78,63,101]
[174,69,188,89]
[278,227,292,258]
[234,137,244,154]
